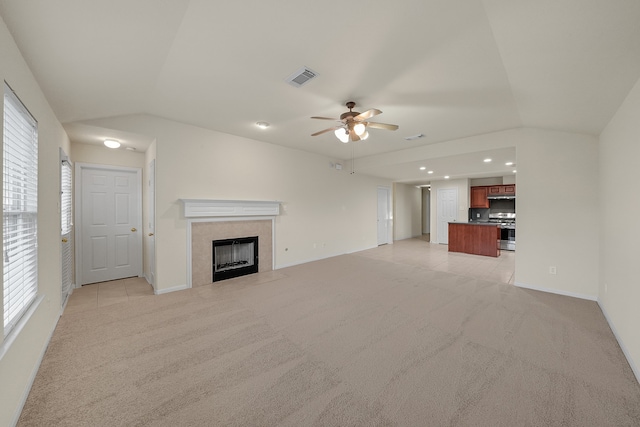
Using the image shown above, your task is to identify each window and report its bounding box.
[61,159,72,235]
[3,82,38,338]
[60,157,72,305]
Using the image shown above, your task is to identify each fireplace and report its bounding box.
[183,199,279,288]
[212,236,259,282]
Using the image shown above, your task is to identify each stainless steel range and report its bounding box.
[489,213,515,251]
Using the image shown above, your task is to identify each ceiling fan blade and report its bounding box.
[311,126,342,136]
[349,128,361,142]
[354,109,382,121]
[366,121,399,131]
[311,116,341,121]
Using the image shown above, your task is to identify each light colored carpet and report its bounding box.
[18,239,640,426]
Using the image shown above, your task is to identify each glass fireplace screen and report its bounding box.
[212,236,259,282]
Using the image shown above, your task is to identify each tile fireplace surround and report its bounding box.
[182,200,279,287]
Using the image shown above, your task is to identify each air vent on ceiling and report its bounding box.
[404,133,424,141]
[285,66,318,88]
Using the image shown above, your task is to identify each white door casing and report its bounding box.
[60,152,73,305]
[437,188,458,244]
[147,159,156,287]
[377,187,390,245]
[76,164,142,285]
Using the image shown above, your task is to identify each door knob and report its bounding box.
[148,233,154,236]
[131,228,137,232]
[61,238,68,243]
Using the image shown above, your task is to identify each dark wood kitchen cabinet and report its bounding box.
[488,185,516,195]
[470,186,489,208]
[448,223,501,257]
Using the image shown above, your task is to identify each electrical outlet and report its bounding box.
[549,266,557,275]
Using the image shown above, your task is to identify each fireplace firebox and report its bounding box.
[212,236,259,282]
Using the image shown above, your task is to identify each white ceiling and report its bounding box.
[1,0,639,184]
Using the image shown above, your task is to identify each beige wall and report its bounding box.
[502,174,516,185]
[70,141,145,168]
[393,183,422,240]
[0,16,71,426]
[422,187,430,234]
[470,177,503,186]
[76,115,392,292]
[514,128,599,299]
[599,75,640,380]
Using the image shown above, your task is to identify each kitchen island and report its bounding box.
[448,222,501,257]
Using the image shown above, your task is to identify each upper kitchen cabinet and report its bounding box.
[471,184,516,207]
[470,186,490,208]
[488,185,516,196]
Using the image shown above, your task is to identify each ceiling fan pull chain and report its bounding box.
[351,143,355,175]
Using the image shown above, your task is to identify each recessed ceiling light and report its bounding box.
[419,166,426,170]
[484,158,492,163]
[505,162,514,166]
[428,170,433,174]
[444,175,450,179]
[104,139,120,149]
[513,170,517,173]
[256,121,270,129]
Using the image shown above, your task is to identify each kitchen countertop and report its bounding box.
[449,221,499,226]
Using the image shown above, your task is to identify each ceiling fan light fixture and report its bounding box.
[334,128,349,143]
[313,101,398,143]
[353,123,366,136]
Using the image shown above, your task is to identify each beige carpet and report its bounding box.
[18,239,640,426]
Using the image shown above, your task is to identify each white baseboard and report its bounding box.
[154,283,189,295]
[597,301,640,385]
[514,281,597,301]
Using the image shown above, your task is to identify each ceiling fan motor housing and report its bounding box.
[340,111,360,121]
[341,101,360,121]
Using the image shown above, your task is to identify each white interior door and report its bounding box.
[437,188,458,244]
[377,187,390,245]
[147,159,156,287]
[77,164,142,285]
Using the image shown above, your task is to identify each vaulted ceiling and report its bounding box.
[2,0,640,184]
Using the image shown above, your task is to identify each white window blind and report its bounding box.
[61,160,72,235]
[3,82,38,338]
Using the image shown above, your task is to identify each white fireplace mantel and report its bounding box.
[180,199,280,218]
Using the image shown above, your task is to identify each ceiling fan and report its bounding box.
[311,101,399,143]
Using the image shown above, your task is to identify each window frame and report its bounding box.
[3,81,38,339]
